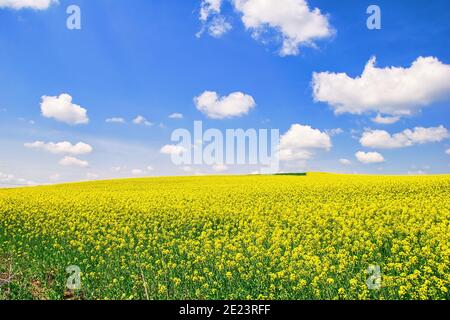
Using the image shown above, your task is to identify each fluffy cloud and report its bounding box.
[24,141,93,155]
[59,156,89,168]
[86,173,99,180]
[197,0,231,38]
[0,0,58,10]
[182,166,193,173]
[446,148,450,155]
[212,164,228,172]
[0,172,35,186]
[207,16,232,38]
[106,117,126,124]
[168,113,184,119]
[133,115,153,126]
[313,56,450,117]
[408,170,427,176]
[372,114,401,125]
[41,93,89,125]
[326,128,343,136]
[279,124,331,161]
[360,126,449,149]
[196,0,333,54]
[355,151,385,164]
[199,0,222,21]
[233,0,333,56]
[49,173,61,181]
[130,167,153,176]
[131,169,144,176]
[339,158,352,165]
[194,91,256,119]
[160,144,187,156]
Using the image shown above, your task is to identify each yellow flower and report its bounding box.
[158,285,167,294]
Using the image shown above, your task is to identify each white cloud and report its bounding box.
[395,126,449,145]
[41,93,89,125]
[446,148,450,155]
[59,156,89,168]
[0,0,58,10]
[133,115,153,126]
[106,117,126,124]
[86,173,99,180]
[279,124,331,161]
[160,144,187,156]
[408,170,427,176]
[279,149,313,162]
[355,151,385,164]
[0,172,35,186]
[131,169,144,176]
[169,113,184,119]
[182,166,193,173]
[326,128,343,136]
[197,0,231,38]
[147,166,154,172]
[197,0,333,54]
[339,158,352,165]
[360,126,449,149]
[199,0,222,21]
[371,114,401,125]
[313,56,450,117]
[194,91,256,119]
[49,173,61,182]
[212,164,228,172]
[208,16,232,38]
[280,124,332,150]
[18,117,35,125]
[233,0,333,56]
[24,141,93,155]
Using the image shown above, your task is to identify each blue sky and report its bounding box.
[0,0,449,186]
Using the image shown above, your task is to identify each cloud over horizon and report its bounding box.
[59,156,89,168]
[360,126,449,149]
[279,124,331,161]
[355,151,385,164]
[25,141,93,155]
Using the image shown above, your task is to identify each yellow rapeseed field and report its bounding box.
[0,173,449,300]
